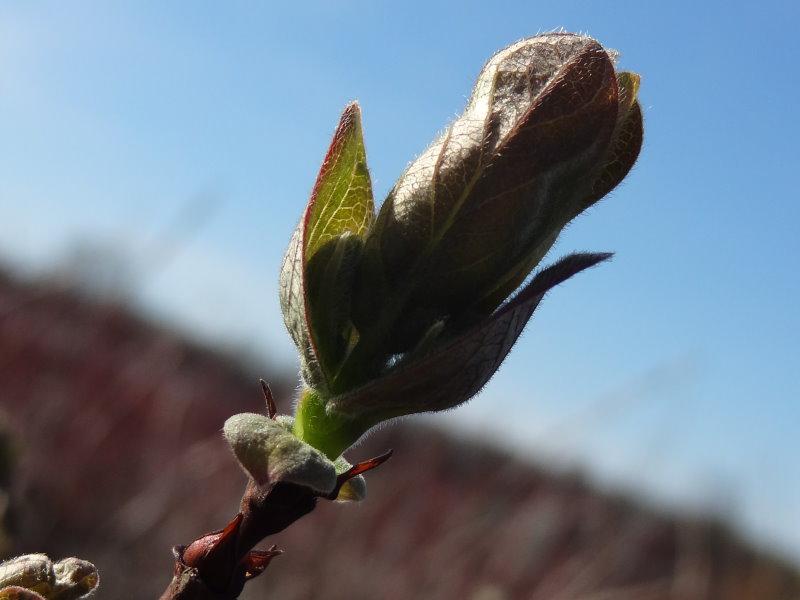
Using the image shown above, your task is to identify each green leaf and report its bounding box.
[304,102,374,262]
[279,102,375,390]
[305,232,363,389]
[328,252,613,422]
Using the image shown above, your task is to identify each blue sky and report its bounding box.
[1,1,798,560]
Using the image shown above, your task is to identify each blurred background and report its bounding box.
[1,1,798,598]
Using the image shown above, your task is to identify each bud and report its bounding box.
[0,555,98,600]
[0,555,53,597]
[353,32,642,355]
[333,456,367,502]
[50,558,99,600]
[280,33,643,455]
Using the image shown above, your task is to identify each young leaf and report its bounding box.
[328,252,613,422]
[280,225,321,387]
[279,102,375,390]
[353,34,620,356]
[472,72,643,316]
[304,102,374,262]
[305,233,363,386]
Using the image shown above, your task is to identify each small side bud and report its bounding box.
[333,456,367,502]
[223,413,337,495]
[239,547,282,582]
[0,555,54,597]
[328,450,392,501]
[51,558,99,600]
[0,555,98,600]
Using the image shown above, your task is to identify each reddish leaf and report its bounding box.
[329,252,612,420]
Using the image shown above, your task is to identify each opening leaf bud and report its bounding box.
[280,32,643,453]
[0,555,99,600]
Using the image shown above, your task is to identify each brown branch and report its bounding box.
[158,446,392,599]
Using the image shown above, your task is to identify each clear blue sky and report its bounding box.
[1,1,798,560]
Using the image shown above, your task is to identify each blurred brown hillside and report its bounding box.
[0,267,798,600]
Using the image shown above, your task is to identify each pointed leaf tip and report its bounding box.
[304,102,373,261]
[280,100,376,390]
[515,251,613,304]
